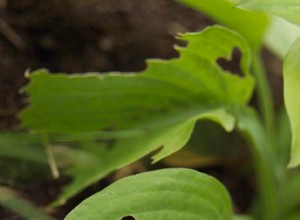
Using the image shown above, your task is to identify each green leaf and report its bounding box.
[235,107,280,219]
[178,0,300,58]
[284,37,300,167]
[65,168,232,220]
[264,16,300,58]
[21,26,254,205]
[282,174,300,214]
[177,0,269,47]
[55,108,233,206]
[235,0,300,26]
[275,107,291,166]
[21,26,253,134]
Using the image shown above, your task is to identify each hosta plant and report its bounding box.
[12,0,300,219]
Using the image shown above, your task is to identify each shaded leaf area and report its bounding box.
[0,132,47,164]
[162,119,247,168]
[235,107,280,219]
[283,37,300,167]
[235,107,300,219]
[65,168,232,220]
[0,132,53,184]
[235,0,300,26]
[280,174,300,219]
[20,26,254,205]
[0,187,55,220]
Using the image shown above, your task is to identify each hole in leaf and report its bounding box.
[121,216,136,220]
[217,47,243,77]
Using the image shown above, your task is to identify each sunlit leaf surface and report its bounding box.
[65,168,232,220]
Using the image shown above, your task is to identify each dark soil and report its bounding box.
[0,0,283,219]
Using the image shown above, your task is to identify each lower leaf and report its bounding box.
[65,168,232,220]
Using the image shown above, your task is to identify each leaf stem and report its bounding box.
[252,49,276,146]
[236,108,282,220]
[42,134,59,179]
[246,48,286,219]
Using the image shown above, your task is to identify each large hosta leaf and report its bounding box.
[20,26,254,204]
[65,168,232,220]
[284,37,300,167]
[235,0,300,26]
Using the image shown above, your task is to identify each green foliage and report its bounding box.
[21,26,253,133]
[3,0,300,219]
[283,37,300,167]
[234,0,300,26]
[177,0,269,47]
[178,0,300,60]
[20,26,254,205]
[235,107,280,219]
[264,16,300,58]
[281,174,300,218]
[65,168,232,220]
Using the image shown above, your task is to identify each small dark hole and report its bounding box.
[175,38,188,48]
[217,47,243,77]
[121,216,136,220]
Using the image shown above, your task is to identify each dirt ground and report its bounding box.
[0,0,283,219]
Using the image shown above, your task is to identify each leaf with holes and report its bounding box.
[20,26,254,205]
[65,168,232,220]
[284,37,300,167]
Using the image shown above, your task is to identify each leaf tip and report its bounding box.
[49,198,67,208]
[24,68,31,78]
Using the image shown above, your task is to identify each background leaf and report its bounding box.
[264,16,300,58]
[235,0,300,26]
[177,0,269,48]
[177,0,300,59]
[65,168,232,220]
[283,37,300,167]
